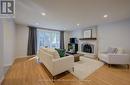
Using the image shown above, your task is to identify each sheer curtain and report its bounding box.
[37,29,60,51]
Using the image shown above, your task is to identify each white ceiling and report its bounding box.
[15,0,130,31]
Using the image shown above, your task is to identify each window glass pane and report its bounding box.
[37,29,60,51]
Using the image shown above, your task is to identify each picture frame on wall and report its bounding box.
[84,29,92,38]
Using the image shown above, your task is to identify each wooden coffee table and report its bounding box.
[73,53,84,62]
[65,52,84,62]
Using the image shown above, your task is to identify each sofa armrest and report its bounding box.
[52,55,74,76]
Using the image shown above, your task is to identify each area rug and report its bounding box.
[70,57,104,80]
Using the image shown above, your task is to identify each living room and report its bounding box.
[0,0,130,85]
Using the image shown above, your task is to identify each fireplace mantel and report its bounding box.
[79,38,97,40]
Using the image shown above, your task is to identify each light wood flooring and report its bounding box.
[2,57,130,85]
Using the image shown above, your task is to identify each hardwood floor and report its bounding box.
[2,57,130,85]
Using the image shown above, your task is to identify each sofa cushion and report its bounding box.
[55,48,66,58]
[41,48,60,59]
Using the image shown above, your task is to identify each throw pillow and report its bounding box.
[55,48,66,58]
[107,47,117,53]
[117,48,124,54]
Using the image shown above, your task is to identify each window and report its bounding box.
[37,29,60,51]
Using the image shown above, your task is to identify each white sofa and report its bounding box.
[37,48,74,76]
[99,48,130,68]
[99,53,130,64]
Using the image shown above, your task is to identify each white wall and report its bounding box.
[2,19,16,66]
[0,19,16,83]
[98,19,130,55]
[15,24,29,58]
[71,29,83,38]
[0,20,4,83]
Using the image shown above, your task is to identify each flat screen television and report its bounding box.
[70,38,77,43]
[68,43,78,53]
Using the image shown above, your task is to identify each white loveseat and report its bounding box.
[99,53,130,65]
[99,48,130,68]
[37,48,74,76]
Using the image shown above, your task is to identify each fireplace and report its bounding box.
[81,43,94,53]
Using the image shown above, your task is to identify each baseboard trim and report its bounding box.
[0,65,12,84]
[0,75,4,85]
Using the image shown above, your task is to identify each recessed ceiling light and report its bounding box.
[41,12,46,16]
[36,23,39,25]
[77,24,80,26]
[104,14,108,18]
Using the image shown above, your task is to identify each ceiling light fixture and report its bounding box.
[104,14,108,18]
[41,12,46,16]
[77,24,80,26]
